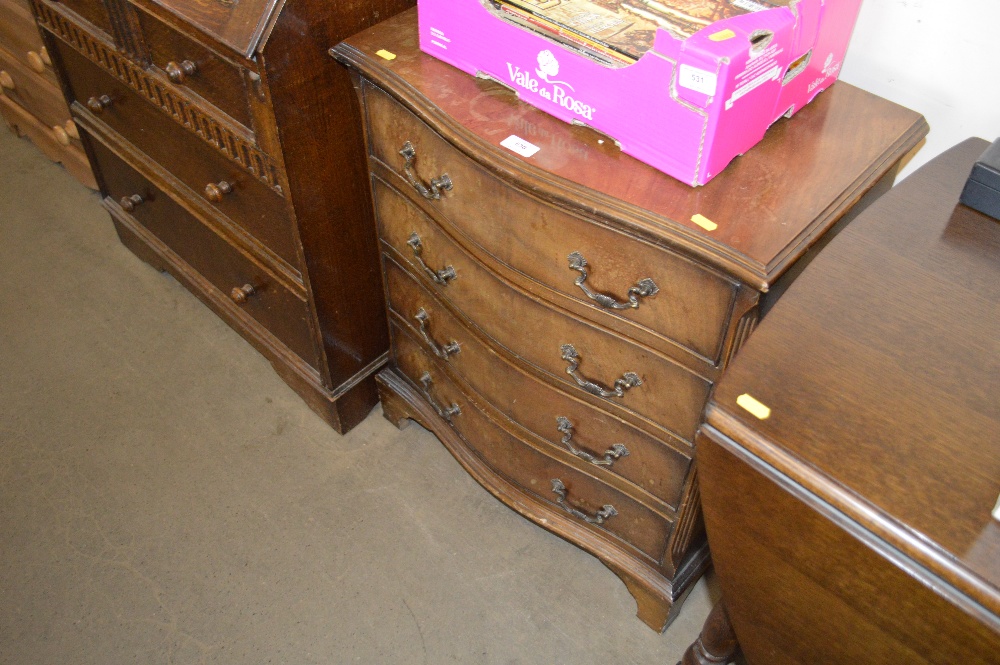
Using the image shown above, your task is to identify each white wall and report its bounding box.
[840,0,1000,179]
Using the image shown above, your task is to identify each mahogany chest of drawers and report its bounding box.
[1,0,94,188]
[32,0,413,432]
[333,10,927,631]
[687,139,1000,664]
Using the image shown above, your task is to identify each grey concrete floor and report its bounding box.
[0,127,714,664]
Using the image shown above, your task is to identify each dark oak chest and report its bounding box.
[33,0,413,432]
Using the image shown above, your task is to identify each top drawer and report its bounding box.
[363,83,739,366]
[47,0,112,35]
[133,5,252,129]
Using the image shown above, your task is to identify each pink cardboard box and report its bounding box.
[417,0,864,185]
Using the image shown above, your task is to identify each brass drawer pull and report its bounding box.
[119,194,145,212]
[87,95,113,114]
[415,308,460,360]
[419,372,461,422]
[204,180,234,202]
[165,60,198,84]
[551,479,617,525]
[560,344,642,399]
[230,284,255,304]
[407,232,457,285]
[399,141,453,200]
[567,252,658,310]
[0,70,14,90]
[555,417,629,467]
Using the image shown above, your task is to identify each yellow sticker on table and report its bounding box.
[709,29,736,42]
[692,214,718,232]
[737,394,771,420]
[376,49,397,61]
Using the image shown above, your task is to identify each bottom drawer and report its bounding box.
[89,138,319,368]
[391,320,674,565]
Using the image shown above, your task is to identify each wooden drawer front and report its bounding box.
[365,84,737,365]
[134,7,252,128]
[375,179,711,442]
[48,0,111,34]
[56,42,300,267]
[392,322,674,564]
[0,0,59,86]
[0,47,70,129]
[384,254,692,510]
[89,138,319,367]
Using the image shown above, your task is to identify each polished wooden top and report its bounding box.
[706,139,1000,616]
[332,9,927,289]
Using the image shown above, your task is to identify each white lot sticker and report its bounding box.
[500,135,540,158]
[678,64,718,96]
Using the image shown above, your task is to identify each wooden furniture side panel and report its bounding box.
[258,0,413,390]
[697,428,1000,665]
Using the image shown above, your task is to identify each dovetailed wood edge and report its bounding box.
[34,0,284,193]
[332,44,927,290]
[377,366,709,632]
[701,415,1000,626]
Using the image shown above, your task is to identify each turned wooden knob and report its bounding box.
[87,94,112,114]
[165,60,197,84]
[230,284,255,304]
[204,180,233,202]
[64,119,79,140]
[40,46,51,66]
[0,70,14,90]
[119,194,144,212]
[27,51,45,73]
[53,124,70,146]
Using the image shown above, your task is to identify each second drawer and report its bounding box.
[90,137,320,368]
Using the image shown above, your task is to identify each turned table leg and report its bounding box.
[679,598,739,665]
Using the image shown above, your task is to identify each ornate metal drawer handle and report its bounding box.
[407,233,457,285]
[567,252,658,310]
[399,141,453,200]
[560,344,642,399]
[555,417,629,467]
[419,372,461,422]
[415,308,461,360]
[550,479,617,525]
